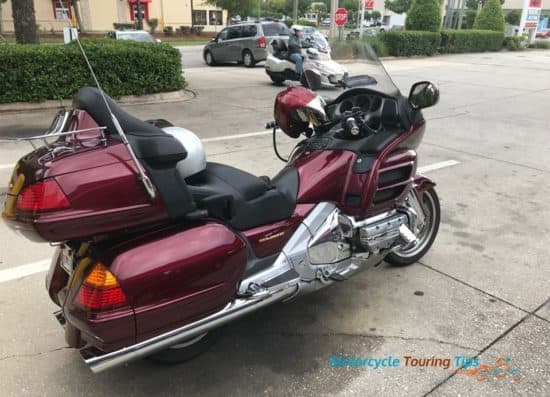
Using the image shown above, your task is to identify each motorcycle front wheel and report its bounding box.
[386,187,440,266]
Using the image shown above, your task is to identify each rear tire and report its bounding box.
[269,74,285,85]
[386,187,440,266]
[148,329,221,364]
[204,51,216,66]
[243,50,256,68]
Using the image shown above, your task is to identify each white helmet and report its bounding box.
[163,126,207,179]
[290,25,304,34]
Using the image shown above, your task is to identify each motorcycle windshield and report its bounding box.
[303,40,401,98]
[302,30,330,53]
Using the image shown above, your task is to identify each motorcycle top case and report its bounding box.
[2,133,185,242]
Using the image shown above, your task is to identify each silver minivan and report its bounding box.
[203,21,289,67]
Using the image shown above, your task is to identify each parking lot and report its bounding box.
[0,48,549,396]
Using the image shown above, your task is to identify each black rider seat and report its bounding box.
[185,163,299,231]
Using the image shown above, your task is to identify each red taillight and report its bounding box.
[258,35,266,48]
[75,263,128,311]
[16,179,69,212]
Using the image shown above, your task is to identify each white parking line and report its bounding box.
[0,259,51,284]
[202,131,270,143]
[0,159,459,284]
[418,160,460,173]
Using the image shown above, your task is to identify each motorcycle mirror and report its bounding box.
[211,37,217,42]
[408,81,439,110]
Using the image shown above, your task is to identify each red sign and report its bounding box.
[365,0,374,9]
[334,8,348,27]
[529,0,542,7]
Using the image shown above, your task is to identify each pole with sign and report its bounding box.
[335,7,348,40]
[520,0,543,42]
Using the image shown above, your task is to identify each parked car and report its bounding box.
[346,27,379,40]
[203,21,289,67]
[535,29,550,38]
[107,30,160,44]
[321,18,331,26]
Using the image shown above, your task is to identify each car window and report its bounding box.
[242,24,258,38]
[261,22,289,36]
[227,26,242,40]
[217,28,228,41]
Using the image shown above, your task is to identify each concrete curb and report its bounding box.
[0,90,195,113]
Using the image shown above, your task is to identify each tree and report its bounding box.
[311,2,327,25]
[371,10,381,21]
[505,9,521,26]
[147,18,159,34]
[473,0,504,31]
[206,0,258,23]
[11,0,39,43]
[71,0,85,32]
[0,0,8,35]
[385,0,411,14]
[406,0,441,31]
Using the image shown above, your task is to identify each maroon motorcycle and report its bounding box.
[2,43,440,372]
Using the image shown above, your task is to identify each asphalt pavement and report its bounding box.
[0,48,549,397]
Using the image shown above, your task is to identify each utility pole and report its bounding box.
[359,0,365,33]
[293,0,298,22]
[330,0,337,38]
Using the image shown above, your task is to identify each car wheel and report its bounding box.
[204,51,216,66]
[243,50,256,68]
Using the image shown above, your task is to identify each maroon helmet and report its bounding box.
[274,87,328,138]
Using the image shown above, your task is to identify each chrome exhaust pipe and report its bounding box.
[81,283,298,373]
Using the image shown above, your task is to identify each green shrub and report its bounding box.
[330,38,387,59]
[505,10,521,26]
[440,30,504,53]
[179,25,191,34]
[380,31,440,56]
[146,18,159,34]
[406,0,442,32]
[529,40,550,49]
[191,26,204,35]
[113,22,136,30]
[474,0,505,31]
[163,26,174,35]
[503,36,525,51]
[284,19,318,28]
[0,40,185,103]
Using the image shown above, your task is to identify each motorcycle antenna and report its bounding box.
[54,1,156,200]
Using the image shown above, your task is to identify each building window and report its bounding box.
[128,1,149,22]
[209,11,222,25]
[193,10,207,25]
[52,0,72,20]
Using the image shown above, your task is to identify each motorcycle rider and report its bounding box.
[288,25,304,79]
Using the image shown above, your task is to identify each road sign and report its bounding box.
[335,8,348,27]
[365,0,374,9]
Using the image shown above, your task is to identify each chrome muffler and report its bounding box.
[81,283,298,373]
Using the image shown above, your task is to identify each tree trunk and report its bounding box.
[11,0,39,43]
[0,2,4,35]
[72,0,85,32]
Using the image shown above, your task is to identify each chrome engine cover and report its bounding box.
[359,213,409,254]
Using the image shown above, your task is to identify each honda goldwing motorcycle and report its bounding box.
[265,31,348,90]
[2,42,440,373]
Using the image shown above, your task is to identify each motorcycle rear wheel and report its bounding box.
[148,329,222,364]
[386,187,440,266]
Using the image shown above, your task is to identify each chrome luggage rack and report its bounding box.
[0,110,107,153]
[0,109,157,200]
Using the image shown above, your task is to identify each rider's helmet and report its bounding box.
[290,25,304,35]
[274,87,327,139]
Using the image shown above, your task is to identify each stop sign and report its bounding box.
[334,8,348,27]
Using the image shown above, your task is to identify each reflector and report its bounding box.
[16,179,69,212]
[75,263,128,311]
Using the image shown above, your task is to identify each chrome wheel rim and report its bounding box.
[393,190,437,258]
[244,52,252,66]
[205,52,212,64]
